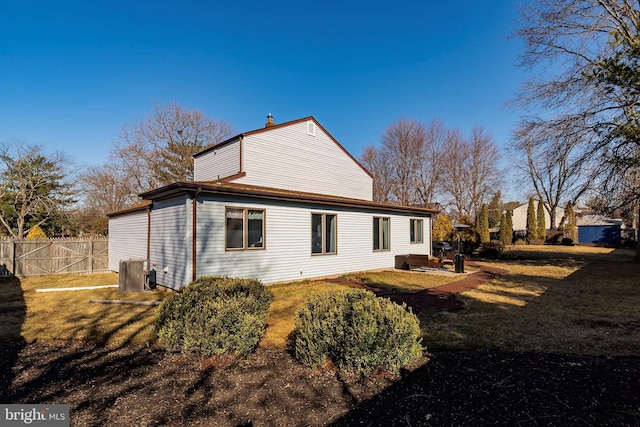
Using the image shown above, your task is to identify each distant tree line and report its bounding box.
[360,118,503,221]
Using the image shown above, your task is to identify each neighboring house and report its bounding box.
[577,215,622,247]
[510,201,565,233]
[108,116,436,290]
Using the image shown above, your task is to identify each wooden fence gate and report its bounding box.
[0,238,109,277]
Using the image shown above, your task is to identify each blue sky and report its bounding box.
[1,0,529,197]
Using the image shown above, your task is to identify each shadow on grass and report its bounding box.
[0,276,26,402]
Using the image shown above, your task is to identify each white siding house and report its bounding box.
[193,117,373,201]
[109,116,436,290]
[107,204,149,272]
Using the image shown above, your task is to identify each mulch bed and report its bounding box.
[1,341,638,426]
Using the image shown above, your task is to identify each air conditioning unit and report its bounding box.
[119,259,147,292]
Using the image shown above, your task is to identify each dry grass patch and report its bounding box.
[0,273,168,346]
[261,281,349,347]
[422,247,640,356]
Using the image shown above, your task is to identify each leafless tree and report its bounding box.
[510,119,596,229]
[514,0,640,258]
[80,164,140,216]
[360,145,394,203]
[379,119,428,205]
[440,127,502,219]
[113,101,234,195]
[415,119,447,206]
[361,119,445,206]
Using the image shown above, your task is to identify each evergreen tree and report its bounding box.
[432,214,453,242]
[477,203,490,243]
[526,197,538,241]
[536,200,546,241]
[487,191,502,228]
[26,224,47,239]
[565,203,578,243]
[499,213,511,245]
[506,210,514,243]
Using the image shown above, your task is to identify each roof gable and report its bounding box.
[193,116,372,178]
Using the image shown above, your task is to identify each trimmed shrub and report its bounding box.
[479,240,505,258]
[293,289,423,376]
[154,276,273,357]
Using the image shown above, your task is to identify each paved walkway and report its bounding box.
[377,261,508,313]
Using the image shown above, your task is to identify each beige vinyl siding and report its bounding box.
[236,121,372,200]
[511,202,564,232]
[193,138,241,182]
[108,210,148,272]
[148,196,191,290]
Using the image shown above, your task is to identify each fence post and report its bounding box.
[89,239,94,274]
[10,240,15,276]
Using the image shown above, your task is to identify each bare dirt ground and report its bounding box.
[1,341,638,426]
[1,263,639,426]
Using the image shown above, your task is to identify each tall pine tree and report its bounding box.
[477,203,490,243]
[499,213,511,245]
[506,210,514,243]
[487,191,502,228]
[565,203,578,243]
[526,197,538,242]
[536,200,546,241]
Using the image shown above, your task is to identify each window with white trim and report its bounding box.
[311,213,337,254]
[373,216,390,251]
[410,218,423,243]
[225,207,265,250]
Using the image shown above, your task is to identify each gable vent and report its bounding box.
[307,120,316,136]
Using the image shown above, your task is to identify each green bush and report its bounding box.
[154,276,273,357]
[293,289,423,376]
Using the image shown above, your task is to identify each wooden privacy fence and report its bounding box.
[0,238,109,277]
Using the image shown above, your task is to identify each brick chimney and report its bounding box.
[265,113,275,127]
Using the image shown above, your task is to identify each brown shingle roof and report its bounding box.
[110,181,436,217]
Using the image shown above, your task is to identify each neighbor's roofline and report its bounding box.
[108,181,436,217]
[192,116,373,178]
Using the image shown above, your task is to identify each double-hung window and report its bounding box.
[410,218,423,244]
[373,217,390,251]
[226,207,265,250]
[311,213,337,255]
